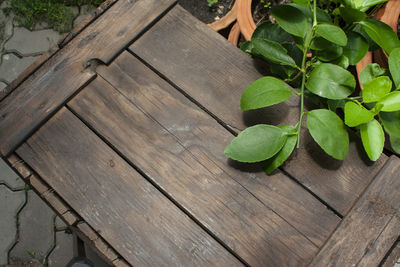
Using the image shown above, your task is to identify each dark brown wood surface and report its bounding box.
[92,51,340,248]
[67,74,318,266]
[310,156,400,266]
[129,4,388,216]
[0,0,176,156]
[16,107,242,267]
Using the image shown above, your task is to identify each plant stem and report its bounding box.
[296,0,318,148]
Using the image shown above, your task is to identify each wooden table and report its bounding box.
[1,0,400,266]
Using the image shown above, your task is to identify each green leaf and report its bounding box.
[360,119,384,161]
[252,38,297,67]
[380,111,400,153]
[224,125,287,162]
[315,23,348,46]
[240,41,253,54]
[339,7,366,23]
[262,126,297,174]
[377,91,400,112]
[360,63,386,85]
[353,24,380,51]
[362,76,392,103]
[344,101,375,127]
[306,63,356,99]
[359,19,400,55]
[291,0,310,6]
[271,4,311,38]
[359,0,388,11]
[310,37,332,51]
[307,109,349,160]
[332,55,350,69]
[315,44,343,62]
[389,48,400,89]
[252,21,291,43]
[241,77,292,110]
[343,32,369,65]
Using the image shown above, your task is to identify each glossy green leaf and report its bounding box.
[377,91,400,111]
[389,48,400,89]
[339,6,366,23]
[310,37,332,51]
[353,24,380,51]
[224,125,287,162]
[307,109,349,160]
[240,41,253,54]
[344,101,375,127]
[332,55,350,69]
[343,32,368,65]
[360,63,386,85]
[306,63,356,99]
[252,38,297,67]
[289,4,332,24]
[360,119,384,161]
[315,44,343,61]
[359,19,400,55]
[271,4,311,38]
[380,111,400,153]
[252,21,291,43]
[263,126,297,174]
[315,24,348,46]
[359,0,388,11]
[362,76,392,103]
[291,0,310,6]
[241,77,292,110]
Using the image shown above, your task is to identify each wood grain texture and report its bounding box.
[0,0,176,156]
[381,241,400,267]
[16,108,242,267]
[94,52,340,248]
[129,4,387,215]
[310,156,400,266]
[68,74,319,266]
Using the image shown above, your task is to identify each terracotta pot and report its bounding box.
[207,1,238,32]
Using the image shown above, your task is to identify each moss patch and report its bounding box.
[2,0,105,33]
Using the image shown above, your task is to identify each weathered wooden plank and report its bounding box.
[310,156,400,266]
[0,0,176,156]
[129,4,387,215]
[68,75,319,266]
[381,241,400,267]
[16,108,242,267]
[94,52,340,248]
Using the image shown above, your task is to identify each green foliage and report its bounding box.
[224,125,288,162]
[240,76,293,110]
[225,0,400,173]
[2,0,105,33]
[207,0,218,7]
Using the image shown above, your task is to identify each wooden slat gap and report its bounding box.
[126,49,238,136]
[380,237,400,266]
[9,152,127,264]
[64,104,250,266]
[3,74,97,157]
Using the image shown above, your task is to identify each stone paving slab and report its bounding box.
[47,231,74,267]
[0,186,25,265]
[0,81,6,90]
[0,158,25,190]
[0,54,39,83]
[9,190,55,265]
[4,28,61,56]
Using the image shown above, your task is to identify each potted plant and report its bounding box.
[223,0,400,173]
